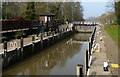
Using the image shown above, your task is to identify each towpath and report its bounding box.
[89,26,113,76]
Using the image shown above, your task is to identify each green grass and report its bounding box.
[0,37,8,39]
[104,23,117,26]
[105,26,120,47]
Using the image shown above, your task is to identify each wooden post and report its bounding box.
[84,50,89,75]
[20,37,23,59]
[88,42,90,62]
[86,50,89,70]
[77,64,83,77]
[41,33,43,42]
[91,36,93,48]
[32,35,35,54]
[17,47,20,61]
[57,28,59,33]
[66,28,67,31]
[59,30,62,40]
[91,27,96,46]
[89,37,91,55]
[4,41,7,58]
[4,41,7,67]
[32,36,35,43]
[52,31,54,39]
[40,33,43,49]
[46,18,49,36]
[47,37,49,47]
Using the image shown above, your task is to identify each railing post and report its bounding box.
[77,64,83,77]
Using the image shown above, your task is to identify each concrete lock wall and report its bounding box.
[2,30,75,69]
[23,44,33,58]
[2,48,21,68]
[34,41,41,52]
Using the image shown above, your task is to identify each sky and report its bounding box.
[80,0,113,19]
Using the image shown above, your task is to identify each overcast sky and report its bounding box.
[80,0,114,19]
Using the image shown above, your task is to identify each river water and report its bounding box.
[3,33,91,75]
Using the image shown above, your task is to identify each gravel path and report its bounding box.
[89,26,112,75]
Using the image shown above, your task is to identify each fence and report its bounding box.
[1,18,39,31]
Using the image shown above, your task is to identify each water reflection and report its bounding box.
[3,33,90,75]
[74,33,91,41]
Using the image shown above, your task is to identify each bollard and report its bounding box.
[20,37,23,59]
[103,62,109,71]
[32,35,35,54]
[77,64,83,77]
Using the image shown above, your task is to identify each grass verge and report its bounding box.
[105,25,120,47]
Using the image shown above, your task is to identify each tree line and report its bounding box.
[2,2,84,23]
[115,1,120,25]
[97,1,120,25]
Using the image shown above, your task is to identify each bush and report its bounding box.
[15,31,25,37]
